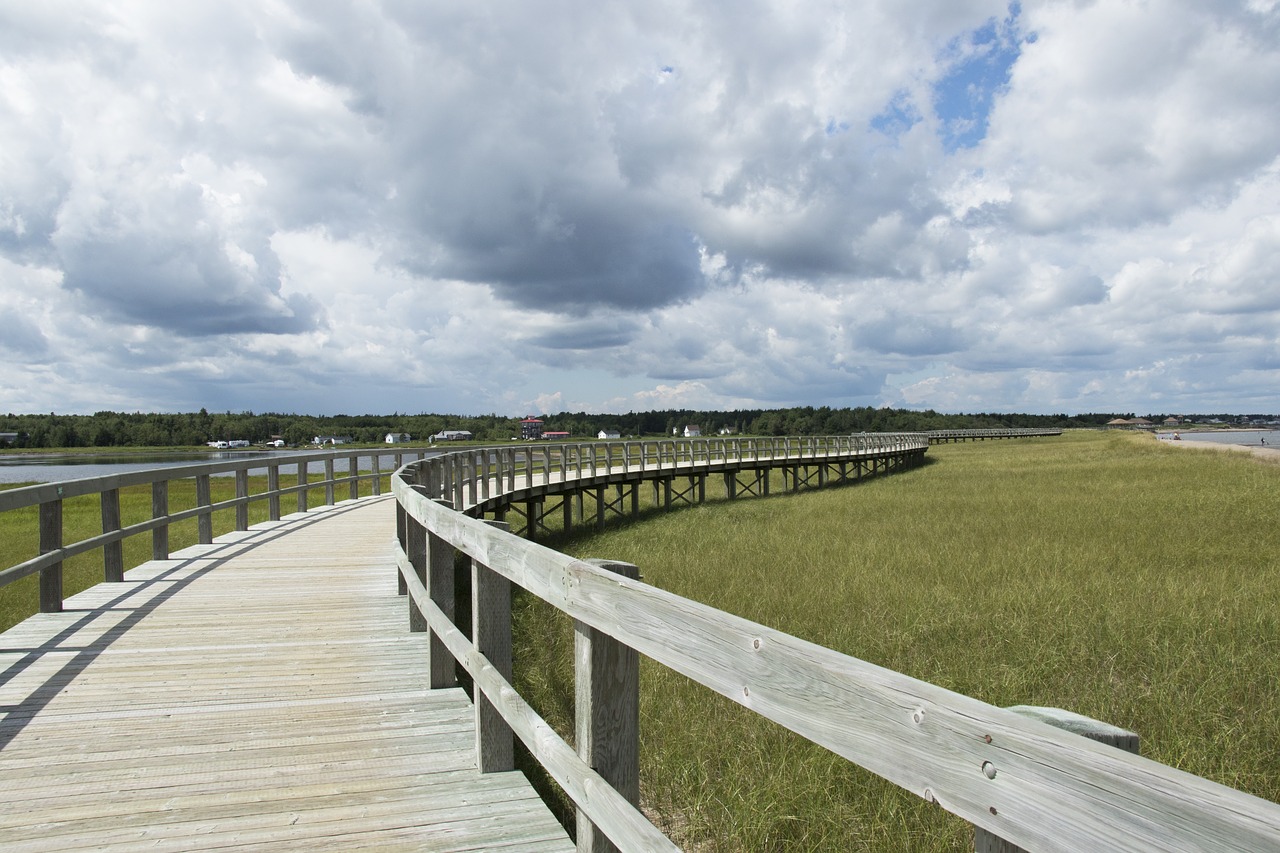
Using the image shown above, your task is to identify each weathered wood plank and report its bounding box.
[0,496,573,852]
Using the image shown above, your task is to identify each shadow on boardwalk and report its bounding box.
[0,497,572,852]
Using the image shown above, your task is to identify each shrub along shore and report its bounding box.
[515,430,1280,851]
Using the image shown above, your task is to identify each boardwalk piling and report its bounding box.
[473,520,514,773]
[576,559,641,853]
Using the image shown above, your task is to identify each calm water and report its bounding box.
[0,450,435,485]
[1157,429,1278,447]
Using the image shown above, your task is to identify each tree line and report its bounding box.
[0,407,1141,450]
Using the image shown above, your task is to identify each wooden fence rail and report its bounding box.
[392,435,1280,852]
[0,447,432,611]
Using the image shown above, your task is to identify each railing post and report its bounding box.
[235,469,249,531]
[372,452,382,497]
[576,559,641,853]
[473,519,514,773]
[39,499,63,612]
[427,500,457,689]
[151,480,169,560]
[101,488,123,583]
[268,464,281,521]
[324,458,336,506]
[297,460,309,513]
[349,454,359,501]
[975,706,1140,853]
[196,474,213,544]
[406,489,431,632]
[396,495,408,597]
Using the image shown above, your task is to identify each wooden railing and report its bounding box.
[0,447,434,612]
[393,436,1280,852]
[925,428,1063,443]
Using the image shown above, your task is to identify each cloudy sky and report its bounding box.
[2,1,1278,417]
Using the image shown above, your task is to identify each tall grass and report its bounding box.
[513,431,1280,850]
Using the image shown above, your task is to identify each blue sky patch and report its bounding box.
[933,2,1027,151]
[871,91,922,141]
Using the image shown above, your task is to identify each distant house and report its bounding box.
[0,432,17,446]
[521,417,544,440]
[543,431,571,441]
[597,429,621,440]
[683,425,701,438]
[385,432,411,444]
[228,439,251,448]
[432,430,473,442]
[718,426,736,436]
[313,435,352,446]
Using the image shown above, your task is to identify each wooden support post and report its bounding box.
[473,520,514,773]
[297,461,309,513]
[151,480,169,560]
[596,487,607,530]
[196,474,213,545]
[39,499,63,613]
[101,488,123,583]
[576,559,641,853]
[563,490,574,533]
[349,455,359,501]
[525,499,540,541]
[396,501,408,596]
[427,500,457,689]
[372,452,382,497]
[324,458,336,505]
[406,491,429,633]
[630,483,639,518]
[235,469,249,531]
[974,707,1140,853]
[724,471,737,500]
[268,465,281,521]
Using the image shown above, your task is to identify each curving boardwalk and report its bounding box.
[0,497,572,852]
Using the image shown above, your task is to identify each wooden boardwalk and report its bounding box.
[0,497,573,852]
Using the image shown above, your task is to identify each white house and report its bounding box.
[683,425,701,438]
[313,435,352,446]
[432,430,473,442]
[385,432,411,444]
[597,429,621,440]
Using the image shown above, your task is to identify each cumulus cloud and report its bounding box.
[0,0,1277,417]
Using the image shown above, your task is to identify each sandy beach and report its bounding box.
[1156,435,1280,464]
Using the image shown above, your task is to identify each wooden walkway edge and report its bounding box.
[0,497,573,852]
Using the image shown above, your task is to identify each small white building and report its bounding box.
[385,432,412,444]
[683,425,701,438]
[432,430,473,442]
[313,435,352,446]
[597,429,621,440]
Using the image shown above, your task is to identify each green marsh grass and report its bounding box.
[513,431,1280,850]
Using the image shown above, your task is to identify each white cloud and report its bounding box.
[0,0,1277,418]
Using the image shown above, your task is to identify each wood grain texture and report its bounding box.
[0,497,572,852]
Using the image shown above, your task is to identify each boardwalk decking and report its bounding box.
[0,497,573,851]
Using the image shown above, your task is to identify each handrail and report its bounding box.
[393,435,1280,852]
[0,447,435,610]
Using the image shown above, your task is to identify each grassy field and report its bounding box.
[512,430,1280,850]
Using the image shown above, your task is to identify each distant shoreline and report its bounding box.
[1153,433,1280,464]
